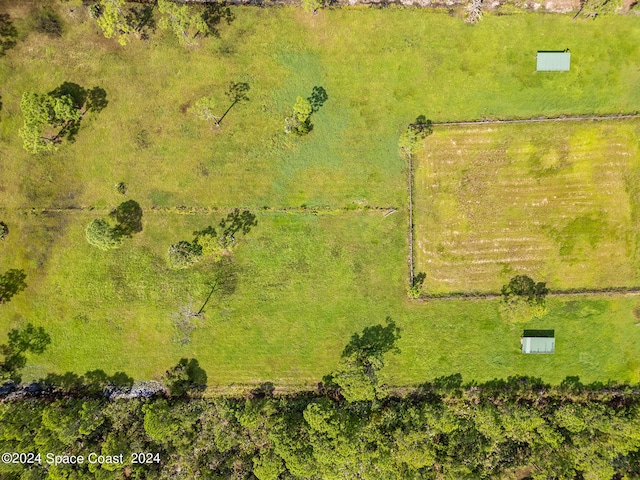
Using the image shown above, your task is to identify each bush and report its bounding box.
[500,275,549,323]
[167,241,203,269]
[194,229,225,261]
[0,222,7,241]
[85,219,122,250]
[284,96,313,135]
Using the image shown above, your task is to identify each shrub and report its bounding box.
[0,222,7,241]
[167,241,203,269]
[500,275,549,323]
[194,228,225,261]
[284,96,313,135]
[85,219,122,250]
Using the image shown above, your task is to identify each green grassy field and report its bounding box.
[413,120,640,294]
[1,1,640,385]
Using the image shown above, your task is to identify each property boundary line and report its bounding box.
[407,153,415,286]
[408,113,640,301]
[414,288,640,301]
[409,112,640,129]
[0,205,398,215]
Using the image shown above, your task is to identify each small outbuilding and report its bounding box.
[536,51,571,71]
[522,330,555,354]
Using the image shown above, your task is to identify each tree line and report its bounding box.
[1,320,640,479]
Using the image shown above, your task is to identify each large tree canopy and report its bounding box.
[19,92,81,153]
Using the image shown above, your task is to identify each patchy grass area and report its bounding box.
[414,120,640,294]
[1,2,640,385]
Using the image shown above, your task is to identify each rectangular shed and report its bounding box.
[522,330,555,354]
[536,52,570,71]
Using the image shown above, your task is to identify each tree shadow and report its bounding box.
[412,271,426,288]
[0,269,27,304]
[218,82,250,125]
[48,82,108,142]
[214,257,239,296]
[220,209,257,237]
[1,324,50,383]
[127,5,156,40]
[341,317,401,361]
[84,369,134,394]
[307,86,328,114]
[164,358,208,397]
[203,2,235,38]
[249,381,275,399]
[111,199,143,237]
[0,14,18,57]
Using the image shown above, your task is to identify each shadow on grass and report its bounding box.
[0,269,27,305]
[0,14,18,56]
[204,2,235,37]
[48,82,108,142]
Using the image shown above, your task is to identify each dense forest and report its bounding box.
[1,322,640,479]
[2,374,640,479]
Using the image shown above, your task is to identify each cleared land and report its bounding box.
[1,3,640,385]
[414,120,640,294]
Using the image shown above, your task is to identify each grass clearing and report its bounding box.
[414,120,640,294]
[1,3,640,385]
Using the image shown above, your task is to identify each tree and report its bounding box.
[19,92,82,153]
[158,0,210,47]
[163,358,207,397]
[189,96,221,126]
[329,319,401,402]
[0,222,7,241]
[407,272,426,299]
[465,0,483,24]
[167,240,203,269]
[97,0,134,45]
[0,269,27,304]
[85,219,123,251]
[96,0,156,45]
[398,116,432,159]
[110,199,143,237]
[285,96,313,135]
[500,275,549,323]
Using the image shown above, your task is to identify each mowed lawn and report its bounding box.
[414,120,640,294]
[1,2,640,385]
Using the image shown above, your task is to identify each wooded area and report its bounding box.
[1,376,640,479]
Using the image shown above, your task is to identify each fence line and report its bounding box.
[407,154,415,286]
[410,113,640,129]
[414,287,640,302]
[408,112,640,300]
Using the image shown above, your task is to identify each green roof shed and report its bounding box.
[522,330,555,354]
[536,51,570,71]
